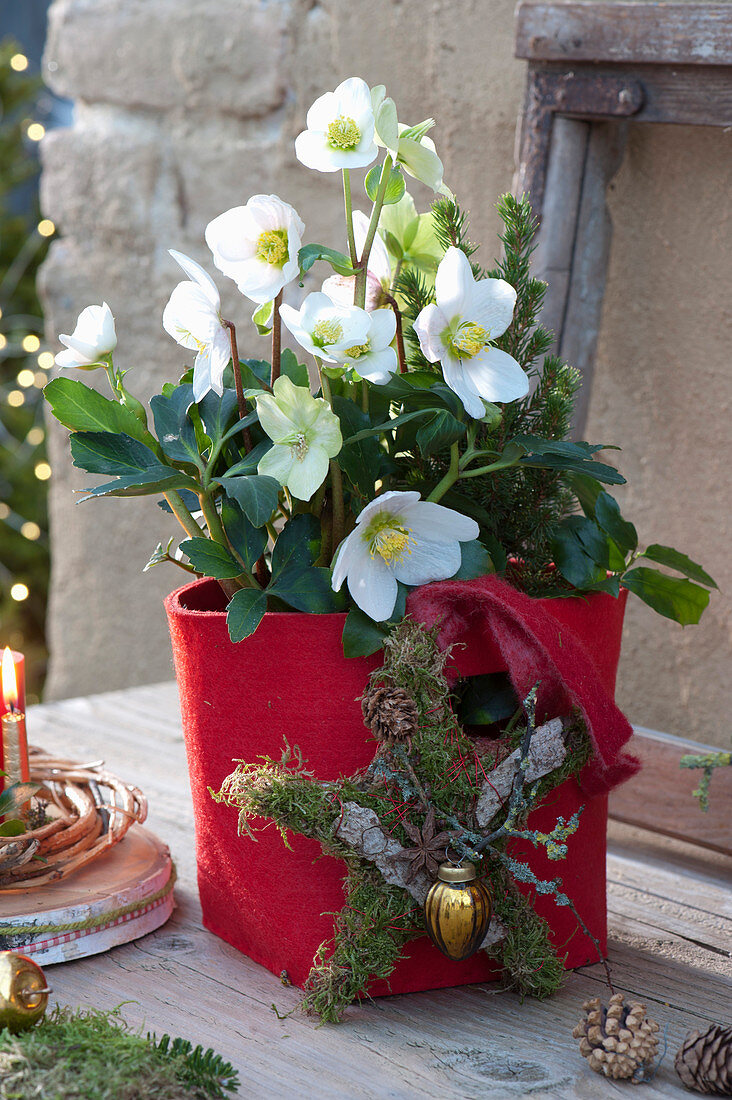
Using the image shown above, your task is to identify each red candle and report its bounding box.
[1,648,27,791]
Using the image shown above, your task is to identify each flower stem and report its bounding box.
[342,169,357,268]
[355,155,393,309]
[103,358,118,400]
[199,489,258,593]
[383,292,407,373]
[270,290,283,386]
[198,490,227,546]
[426,442,460,503]
[164,491,203,539]
[223,319,252,450]
[317,362,345,558]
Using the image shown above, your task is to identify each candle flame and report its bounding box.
[2,647,18,710]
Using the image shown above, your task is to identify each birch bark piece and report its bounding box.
[335,803,506,949]
[475,718,567,827]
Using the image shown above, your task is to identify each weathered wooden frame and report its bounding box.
[513,2,732,433]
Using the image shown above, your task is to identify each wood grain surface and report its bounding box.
[20,683,731,1099]
[516,2,732,66]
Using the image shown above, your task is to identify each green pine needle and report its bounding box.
[0,1005,240,1100]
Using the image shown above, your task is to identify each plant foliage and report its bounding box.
[0,1005,239,1100]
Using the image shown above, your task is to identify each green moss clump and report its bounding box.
[484,862,566,1000]
[302,865,420,1023]
[0,1005,239,1100]
[214,621,597,1022]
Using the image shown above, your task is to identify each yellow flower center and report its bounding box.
[175,323,209,354]
[255,229,289,267]
[290,432,309,461]
[363,512,414,565]
[327,116,361,151]
[451,321,488,358]
[345,340,371,359]
[312,319,344,347]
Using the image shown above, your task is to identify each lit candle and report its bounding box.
[1,648,30,790]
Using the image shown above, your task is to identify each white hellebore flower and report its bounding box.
[205,195,303,307]
[413,247,529,418]
[295,77,377,173]
[162,250,232,402]
[256,375,342,502]
[332,490,480,622]
[55,302,117,370]
[322,210,391,310]
[331,307,397,385]
[279,292,370,364]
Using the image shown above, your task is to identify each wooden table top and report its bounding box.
[21,682,731,1099]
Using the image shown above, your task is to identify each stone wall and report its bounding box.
[40,0,731,746]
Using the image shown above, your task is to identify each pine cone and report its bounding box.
[573,993,660,1082]
[361,682,419,744]
[675,1025,732,1095]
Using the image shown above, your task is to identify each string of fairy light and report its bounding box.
[1,49,55,609]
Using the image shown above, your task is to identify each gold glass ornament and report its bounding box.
[0,951,51,1032]
[424,861,492,961]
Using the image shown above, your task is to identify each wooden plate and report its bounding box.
[0,825,174,965]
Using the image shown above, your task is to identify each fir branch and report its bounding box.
[149,1034,240,1098]
[431,196,480,263]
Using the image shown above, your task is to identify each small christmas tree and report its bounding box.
[0,38,54,698]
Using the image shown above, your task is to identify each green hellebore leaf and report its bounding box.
[198,388,240,448]
[0,783,39,818]
[226,587,267,642]
[221,496,267,572]
[637,545,718,589]
[44,377,151,445]
[78,468,199,501]
[332,396,388,498]
[269,566,346,614]
[179,537,243,580]
[218,475,280,528]
[460,673,517,725]
[223,441,271,477]
[415,409,466,456]
[235,359,271,389]
[269,513,321,579]
[621,568,710,625]
[298,244,356,281]
[279,348,309,389]
[70,431,172,477]
[0,820,26,837]
[342,607,387,658]
[594,492,638,556]
[567,472,604,518]
[452,539,494,581]
[150,385,201,467]
[365,164,405,206]
[551,516,610,590]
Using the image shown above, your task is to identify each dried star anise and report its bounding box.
[392,806,456,882]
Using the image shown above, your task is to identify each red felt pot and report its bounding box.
[165,576,627,996]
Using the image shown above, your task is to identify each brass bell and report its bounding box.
[0,951,51,1033]
[424,861,492,961]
